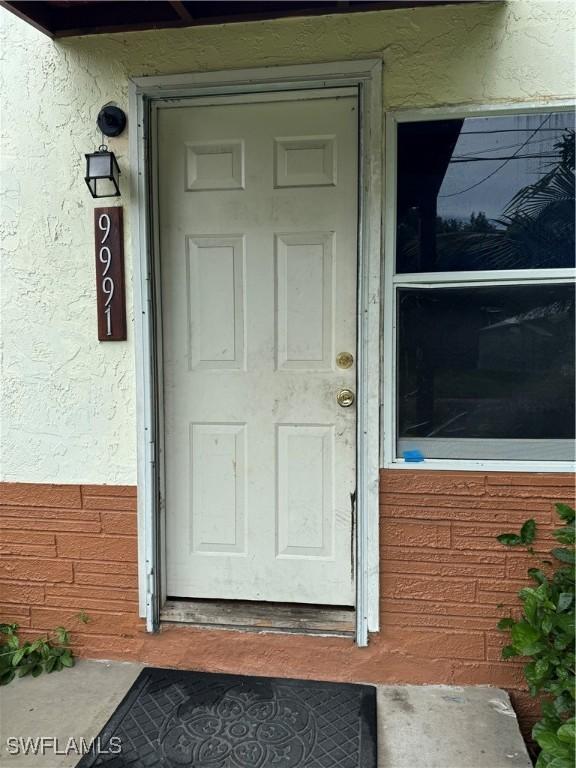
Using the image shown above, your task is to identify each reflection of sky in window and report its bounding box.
[437,112,575,224]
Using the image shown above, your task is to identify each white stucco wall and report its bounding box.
[0,0,574,485]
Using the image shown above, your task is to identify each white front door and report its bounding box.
[158,91,358,605]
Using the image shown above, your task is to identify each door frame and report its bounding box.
[128,59,383,646]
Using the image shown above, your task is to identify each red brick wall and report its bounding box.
[0,483,141,650]
[1,471,573,737]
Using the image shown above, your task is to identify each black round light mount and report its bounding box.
[97,105,127,138]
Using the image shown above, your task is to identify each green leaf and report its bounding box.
[551,613,575,634]
[553,636,571,652]
[521,519,537,544]
[540,700,558,721]
[535,659,550,679]
[546,758,574,768]
[0,669,15,686]
[552,548,575,565]
[557,719,575,745]
[54,627,70,645]
[6,635,19,650]
[521,592,539,625]
[525,662,539,686]
[534,730,571,760]
[26,651,41,666]
[553,694,574,716]
[11,648,27,667]
[501,645,519,659]
[554,524,575,545]
[535,753,551,768]
[555,504,575,523]
[511,622,545,655]
[61,652,74,668]
[44,656,56,674]
[557,592,573,612]
[497,618,515,631]
[497,533,523,546]
[30,665,43,678]
[529,568,548,585]
[17,664,33,678]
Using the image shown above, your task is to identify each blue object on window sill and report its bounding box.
[403,449,425,462]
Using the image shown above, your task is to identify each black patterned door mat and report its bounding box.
[76,667,377,767]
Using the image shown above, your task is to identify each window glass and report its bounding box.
[396,112,575,272]
[397,284,575,460]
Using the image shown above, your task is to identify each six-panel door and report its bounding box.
[159,93,358,605]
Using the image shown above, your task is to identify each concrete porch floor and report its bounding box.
[0,660,532,768]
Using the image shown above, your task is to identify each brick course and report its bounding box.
[0,471,573,740]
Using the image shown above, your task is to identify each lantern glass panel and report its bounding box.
[93,177,120,197]
[87,152,112,178]
[111,155,120,188]
[85,150,120,198]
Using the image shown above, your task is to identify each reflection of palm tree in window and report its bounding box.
[438,128,575,270]
[399,126,575,271]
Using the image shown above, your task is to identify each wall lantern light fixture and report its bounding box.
[85,145,121,198]
[85,104,126,199]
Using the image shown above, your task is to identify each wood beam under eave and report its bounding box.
[0,0,504,39]
[0,1,55,38]
[168,1,194,23]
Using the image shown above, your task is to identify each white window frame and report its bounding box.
[382,100,576,473]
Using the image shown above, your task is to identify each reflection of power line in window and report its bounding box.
[460,127,569,135]
[454,135,561,159]
[451,153,558,163]
[439,114,552,198]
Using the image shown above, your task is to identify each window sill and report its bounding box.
[383,459,575,474]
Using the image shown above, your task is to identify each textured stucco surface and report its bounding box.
[1,0,575,483]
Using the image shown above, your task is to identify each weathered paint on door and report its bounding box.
[159,93,358,604]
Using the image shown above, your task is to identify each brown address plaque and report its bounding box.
[94,206,126,341]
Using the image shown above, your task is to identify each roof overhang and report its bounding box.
[1,0,500,39]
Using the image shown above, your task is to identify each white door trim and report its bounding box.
[129,59,383,646]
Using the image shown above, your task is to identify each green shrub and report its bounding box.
[497,503,575,768]
[0,623,75,685]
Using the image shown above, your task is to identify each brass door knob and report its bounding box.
[336,388,355,407]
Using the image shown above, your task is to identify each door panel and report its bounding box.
[277,424,334,559]
[186,235,245,370]
[159,93,358,605]
[276,232,334,370]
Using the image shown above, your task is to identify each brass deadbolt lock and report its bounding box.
[336,351,354,369]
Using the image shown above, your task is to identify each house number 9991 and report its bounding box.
[94,207,126,342]
[99,214,114,336]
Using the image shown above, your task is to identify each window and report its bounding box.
[389,109,575,465]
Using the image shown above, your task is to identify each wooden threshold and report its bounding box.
[160,598,355,636]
